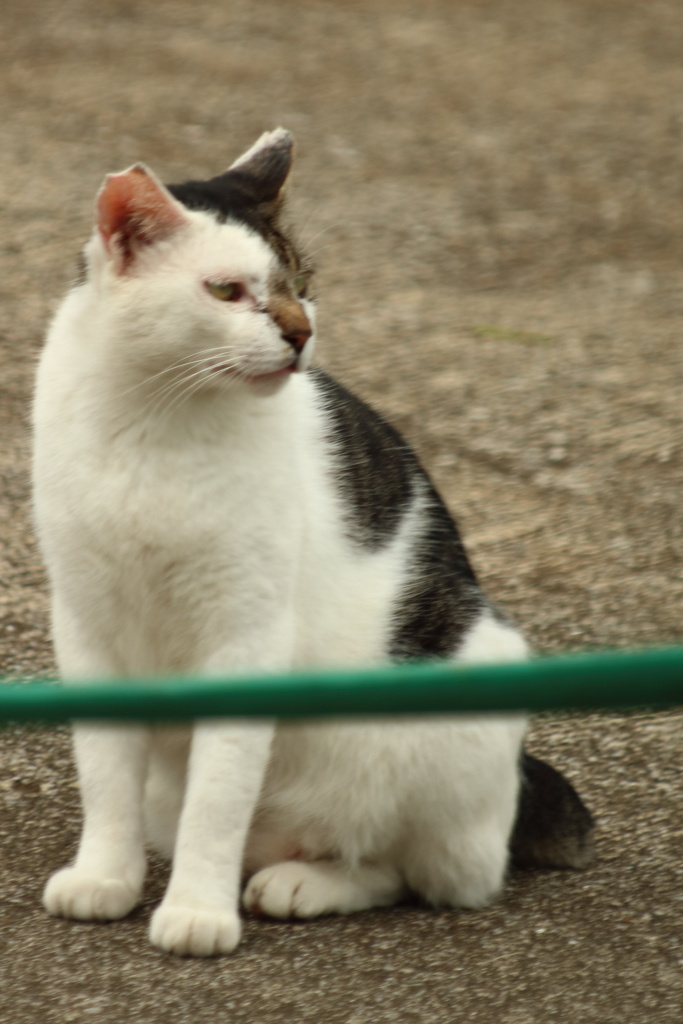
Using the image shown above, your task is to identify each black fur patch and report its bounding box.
[312,369,418,549]
[167,174,301,272]
[312,369,485,659]
[511,754,596,870]
[389,492,485,660]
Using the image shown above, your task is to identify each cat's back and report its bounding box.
[300,368,488,662]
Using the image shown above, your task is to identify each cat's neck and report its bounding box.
[102,376,301,452]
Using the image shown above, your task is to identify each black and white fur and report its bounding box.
[33,129,593,957]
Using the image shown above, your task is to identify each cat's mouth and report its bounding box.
[207,355,300,383]
[250,365,296,383]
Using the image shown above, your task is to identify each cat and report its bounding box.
[32,128,593,957]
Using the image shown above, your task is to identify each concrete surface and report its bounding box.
[0,2,681,1021]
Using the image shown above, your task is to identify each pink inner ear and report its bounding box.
[97,166,186,266]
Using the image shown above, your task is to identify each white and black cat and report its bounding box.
[32,129,593,957]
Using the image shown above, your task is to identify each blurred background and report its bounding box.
[0,2,681,1022]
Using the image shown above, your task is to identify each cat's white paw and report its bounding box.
[150,904,242,957]
[43,867,140,921]
[244,861,338,919]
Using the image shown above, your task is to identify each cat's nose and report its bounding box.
[267,295,312,353]
[282,325,312,354]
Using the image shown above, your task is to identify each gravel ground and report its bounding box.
[0,2,681,1022]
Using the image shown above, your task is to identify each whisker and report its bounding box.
[153,377,207,424]
[300,221,339,253]
[135,374,205,437]
[117,358,210,400]
[139,363,222,425]
[147,364,225,417]
[306,242,335,260]
[144,355,248,428]
[117,348,244,401]
[155,364,243,424]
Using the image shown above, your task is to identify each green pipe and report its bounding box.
[1,647,682,726]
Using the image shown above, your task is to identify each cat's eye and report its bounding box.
[293,272,310,298]
[205,280,243,302]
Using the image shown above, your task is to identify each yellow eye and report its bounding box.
[293,272,310,298]
[205,280,243,302]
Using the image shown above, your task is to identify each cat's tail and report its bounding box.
[510,753,596,870]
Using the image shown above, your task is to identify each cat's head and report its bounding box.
[84,128,315,396]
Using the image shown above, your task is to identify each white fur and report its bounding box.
[228,127,292,172]
[33,159,528,956]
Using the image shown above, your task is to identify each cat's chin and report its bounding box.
[208,363,297,396]
[245,365,297,396]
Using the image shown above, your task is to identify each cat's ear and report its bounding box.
[225,128,294,213]
[96,164,188,272]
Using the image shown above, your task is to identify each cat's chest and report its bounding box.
[38,411,305,586]
[117,443,292,545]
[41,432,306,670]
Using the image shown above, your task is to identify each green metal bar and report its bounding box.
[0,648,682,726]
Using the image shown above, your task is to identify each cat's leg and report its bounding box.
[399,608,528,910]
[459,610,597,871]
[403,816,515,910]
[398,720,524,911]
[43,601,149,922]
[150,719,274,956]
[44,724,149,921]
[143,728,191,859]
[244,859,406,919]
[149,612,302,955]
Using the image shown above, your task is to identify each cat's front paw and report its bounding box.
[150,904,242,957]
[244,861,335,919]
[43,867,140,921]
